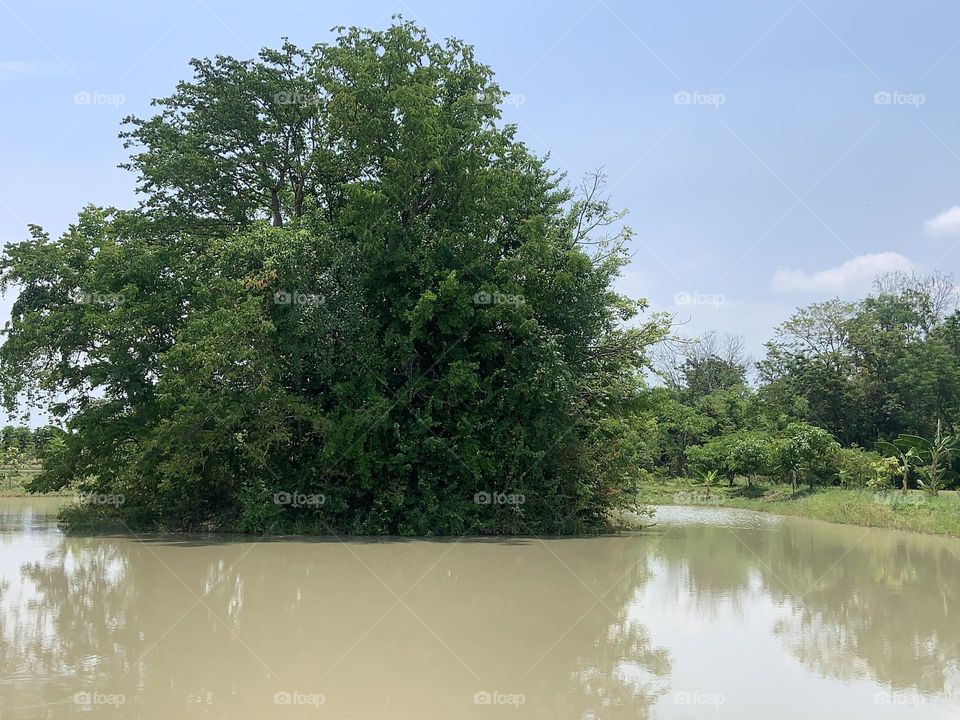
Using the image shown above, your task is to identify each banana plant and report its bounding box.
[877,420,958,496]
[875,439,919,493]
[695,468,720,486]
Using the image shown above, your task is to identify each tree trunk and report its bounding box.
[271,189,283,227]
[293,182,304,218]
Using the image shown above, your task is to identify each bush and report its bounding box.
[775,423,840,490]
[687,431,778,485]
[833,446,884,489]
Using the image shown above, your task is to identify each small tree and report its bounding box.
[776,423,839,491]
[729,435,774,488]
[868,455,901,491]
[0,445,24,486]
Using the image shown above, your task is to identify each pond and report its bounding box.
[1,498,958,718]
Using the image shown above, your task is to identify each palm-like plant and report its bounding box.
[695,468,721,486]
[875,439,919,493]
[877,420,958,496]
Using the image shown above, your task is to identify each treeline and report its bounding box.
[0,425,62,461]
[642,271,960,493]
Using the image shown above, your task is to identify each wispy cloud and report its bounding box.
[772,252,915,294]
[0,60,65,80]
[924,205,960,237]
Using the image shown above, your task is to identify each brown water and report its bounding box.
[1,499,959,719]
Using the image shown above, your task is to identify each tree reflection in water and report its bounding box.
[0,501,671,719]
[5,500,959,718]
[651,509,960,704]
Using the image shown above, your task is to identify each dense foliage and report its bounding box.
[646,272,960,493]
[0,23,667,534]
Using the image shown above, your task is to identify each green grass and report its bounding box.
[640,478,960,538]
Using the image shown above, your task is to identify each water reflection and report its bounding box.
[650,507,960,717]
[0,499,669,719]
[2,500,959,718]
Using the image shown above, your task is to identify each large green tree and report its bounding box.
[0,22,667,534]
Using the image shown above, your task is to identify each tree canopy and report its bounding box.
[0,21,667,534]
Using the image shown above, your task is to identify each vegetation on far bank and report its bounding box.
[0,426,63,495]
[640,477,960,538]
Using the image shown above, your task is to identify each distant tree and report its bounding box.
[728,433,775,487]
[759,300,866,444]
[873,269,958,330]
[776,423,840,491]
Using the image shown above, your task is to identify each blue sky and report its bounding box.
[3,0,960,371]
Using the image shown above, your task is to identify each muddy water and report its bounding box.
[1,498,959,719]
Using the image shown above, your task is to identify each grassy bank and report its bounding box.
[639,478,960,538]
[0,468,71,497]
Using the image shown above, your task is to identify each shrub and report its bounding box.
[833,446,884,489]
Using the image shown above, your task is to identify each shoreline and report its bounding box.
[638,482,960,539]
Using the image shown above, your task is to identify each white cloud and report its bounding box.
[0,60,64,80]
[772,252,915,294]
[924,205,960,237]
